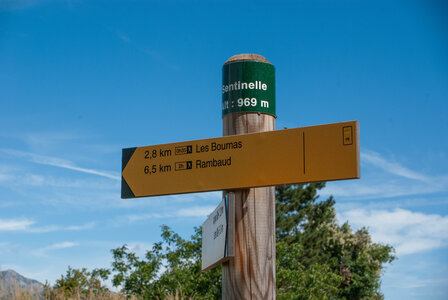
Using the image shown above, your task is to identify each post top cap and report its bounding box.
[224,54,271,65]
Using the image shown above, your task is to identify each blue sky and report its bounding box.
[0,0,447,298]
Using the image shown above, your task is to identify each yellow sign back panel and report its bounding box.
[121,121,359,198]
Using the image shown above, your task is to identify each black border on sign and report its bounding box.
[121,147,136,199]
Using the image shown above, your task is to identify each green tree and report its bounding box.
[110,225,221,299]
[276,183,395,299]
[44,266,111,299]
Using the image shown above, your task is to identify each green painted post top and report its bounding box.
[222,54,275,117]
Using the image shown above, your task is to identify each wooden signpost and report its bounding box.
[121,54,360,300]
[221,54,277,299]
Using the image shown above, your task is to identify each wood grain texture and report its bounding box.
[224,53,271,64]
[222,112,276,300]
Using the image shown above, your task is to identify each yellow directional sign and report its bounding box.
[121,121,360,198]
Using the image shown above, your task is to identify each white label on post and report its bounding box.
[202,197,228,271]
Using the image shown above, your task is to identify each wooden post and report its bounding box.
[222,54,276,299]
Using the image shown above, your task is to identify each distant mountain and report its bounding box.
[0,269,43,299]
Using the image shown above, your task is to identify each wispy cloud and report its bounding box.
[321,149,448,200]
[361,149,430,181]
[45,242,79,250]
[28,225,61,233]
[66,222,96,231]
[22,131,83,150]
[339,208,448,255]
[0,148,120,181]
[28,222,96,233]
[0,218,34,231]
[0,171,118,190]
[32,241,79,257]
[121,205,217,224]
[124,213,168,223]
[116,30,131,43]
[177,206,216,217]
[0,242,21,255]
[114,30,179,70]
[115,30,161,59]
[112,192,221,209]
[0,200,18,208]
[322,180,445,200]
[398,277,448,290]
[0,218,96,233]
[335,196,448,213]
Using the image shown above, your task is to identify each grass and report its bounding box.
[1,281,195,300]
[0,280,42,300]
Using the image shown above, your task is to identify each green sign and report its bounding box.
[222,61,275,116]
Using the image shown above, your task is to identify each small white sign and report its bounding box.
[202,195,233,271]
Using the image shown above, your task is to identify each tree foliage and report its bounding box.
[49,183,395,299]
[276,183,395,299]
[43,266,112,299]
[110,225,221,299]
